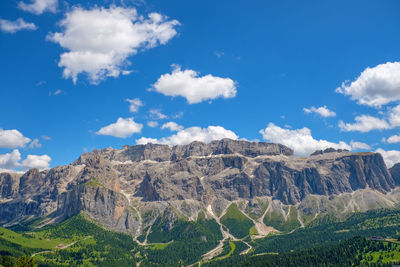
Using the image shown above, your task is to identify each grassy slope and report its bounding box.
[263,206,301,233]
[0,227,72,250]
[220,203,254,238]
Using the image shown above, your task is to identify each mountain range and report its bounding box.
[1,138,400,246]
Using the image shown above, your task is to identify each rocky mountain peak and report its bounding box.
[310,147,350,156]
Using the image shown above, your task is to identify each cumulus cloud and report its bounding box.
[161,121,183,131]
[96,117,143,138]
[0,150,52,172]
[375,148,400,168]
[29,138,42,149]
[350,141,371,150]
[47,6,179,83]
[338,115,391,132]
[0,150,21,171]
[0,129,31,148]
[0,18,37,33]
[336,62,400,107]
[151,65,237,104]
[21,154,51,170]
[303,105,336,118]
[18,0,57,14]
[259,123,369,156]
[149,109,167,120]
[126,98,144,113]
[136,126,238,146]
[389,104,400,127]
[147,121,158,128]
[136,137,158,145]
[383,135,400,144]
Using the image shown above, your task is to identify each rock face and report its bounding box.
[0,139,399,235]
[390,163,400,185]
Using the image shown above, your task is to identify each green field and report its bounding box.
[0,228,72,250]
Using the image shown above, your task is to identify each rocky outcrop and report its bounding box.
[0,140,399,235]
[390,163,400,185]
[75,139,294,165]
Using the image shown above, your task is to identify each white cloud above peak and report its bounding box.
[303,105,336,117]
[96,117,143,138]
[336,62,400,107]
[383,135,400,144]
[136,126,238,146]
[0,150,51,172]
[18,0,57,15]
[0,129,31,148]
[161,121,183,131]
[375,148,400,168]
[0,150,21,171]
[151,66,237,104]
[338,115,391,132]
[47,6,179,83]
[259,123,369,157]
[21,154,51,171]
[0,18,37,34]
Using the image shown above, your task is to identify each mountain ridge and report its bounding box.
[1,138,400,240]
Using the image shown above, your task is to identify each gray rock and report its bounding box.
[0,139,398,235]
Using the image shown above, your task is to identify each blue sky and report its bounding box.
[1,0,400,172]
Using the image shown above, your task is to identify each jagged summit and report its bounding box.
[74,138,294,165]
[310,147,350,156]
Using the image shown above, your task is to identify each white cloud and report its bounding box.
[389,104,400,127]
[384,135,400,144]
[49,89,63,96]
[126,98,144,113]
[149,109,167,120]
[0,18,37,34]
[171,111,184,119]
[0,129,31,148]
[349,141,371,150]
[303,105,336,118]
[41,135,51,140]
[375,148,400,168]
[0,150,21,171]
[18,0,57,14]
[96,117,143,138]
[136,137,158,145]
[338,115,391,132]
[161,121,183,131]
[151,65,237,104]
[336,62,400,107]
[259,123,369,157]
[47,6,179,83]
[21,154,51,170]
[29,138,42,149]
[214,51,224,58]
[0,150,52,172]
[136,126,238,146]
[147,121,158,128]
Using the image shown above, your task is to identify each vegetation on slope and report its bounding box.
[143,214,222,266]
[0,208,400,266]
[220,203,254,238]
[204,236,400,267]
